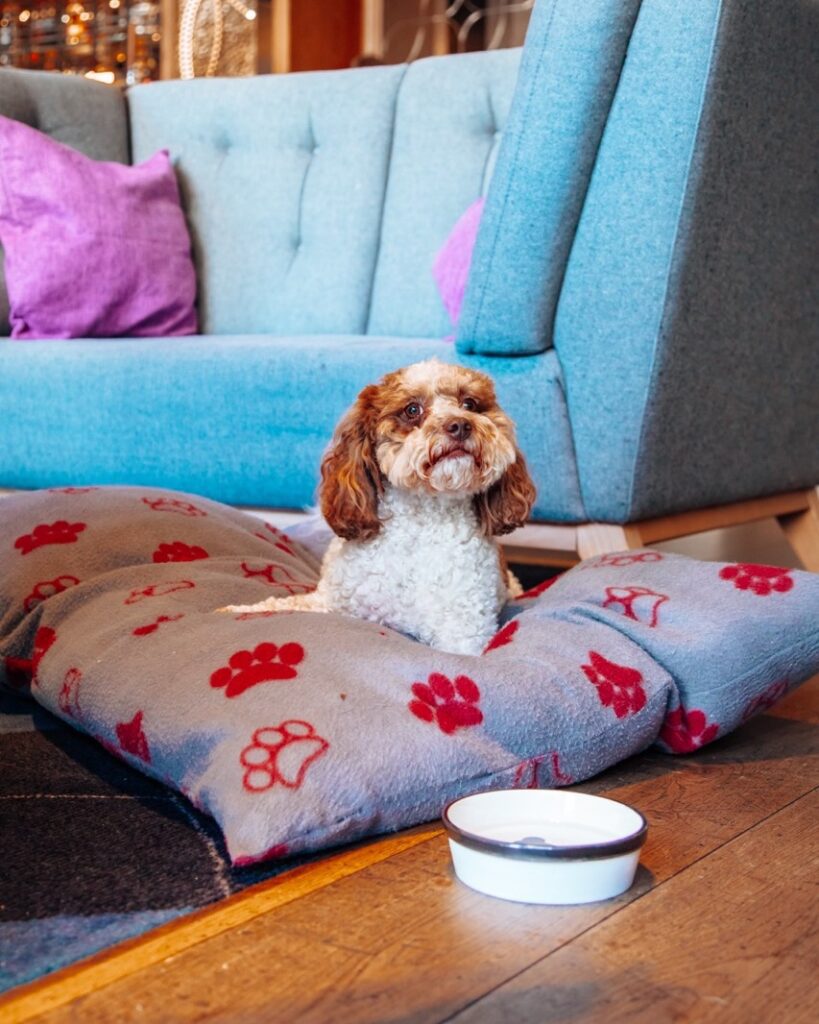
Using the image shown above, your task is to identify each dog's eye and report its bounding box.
[461,397,479,412]
[403,402,422,420]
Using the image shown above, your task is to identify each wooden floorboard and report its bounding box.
[17,676,816,1024]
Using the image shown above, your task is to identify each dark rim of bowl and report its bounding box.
[442,794,648,862]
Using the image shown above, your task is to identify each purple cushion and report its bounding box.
[1,487,817,866]
[433,198,485,327]
[0,116,197,340]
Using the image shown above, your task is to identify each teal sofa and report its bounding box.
[0,1,816,541]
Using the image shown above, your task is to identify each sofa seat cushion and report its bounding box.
[1,487,817,866]
[0,334,585,522]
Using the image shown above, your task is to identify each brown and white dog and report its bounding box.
[222,358,536,654]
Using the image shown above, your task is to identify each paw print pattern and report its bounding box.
[659,706,719,753]
[31,626,58,684]
[719,563,794,596]
[581,552,663,570]
[483,619,519,653]
[513,751,573,788]
[581,651,647,719]
[116,710,152,763]
[14,521,86,555]
[125,580,195,604]
[58,668,83,721]
[240,561,314,595]
[23,575,81,613]
[142,497,207,516]
[409,673,483,734]
[602,586,669,628]
[741,680,789,722]
[48,486,98,494]
[210,641,305,698]
[152,541,209,563]
[256,522,298,558]
[132,614,185,636]
[240,721,329,792]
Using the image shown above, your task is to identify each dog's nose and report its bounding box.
[444,418,472,442]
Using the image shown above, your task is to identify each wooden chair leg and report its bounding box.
[777,487,819,572]
[575,523,645,560]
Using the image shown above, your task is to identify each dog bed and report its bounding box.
[2,486,817,865]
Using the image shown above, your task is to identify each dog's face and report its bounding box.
[373,359,517,495]
[320,358,536,541]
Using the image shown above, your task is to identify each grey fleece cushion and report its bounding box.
[1,487,817,865]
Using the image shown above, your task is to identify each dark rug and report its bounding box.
[0,690,297,993]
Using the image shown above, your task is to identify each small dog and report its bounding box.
[222,358,536,654]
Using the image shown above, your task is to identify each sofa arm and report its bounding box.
[553,0,819,523]
[455,0,641,358]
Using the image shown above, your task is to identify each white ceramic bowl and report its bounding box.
[443,789,647,905]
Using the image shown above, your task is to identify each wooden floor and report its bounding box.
[4,677,818,1024]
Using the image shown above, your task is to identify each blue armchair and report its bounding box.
[0,0,816,567]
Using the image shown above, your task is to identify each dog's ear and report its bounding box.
[320,386,384,541]
[474,449,536,537]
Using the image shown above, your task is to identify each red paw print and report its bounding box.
[5,629,60,692]
[116,710,152,763]
[132,613,185,636]
[483,619,519,653]
[48,486,98,494]
[581,651,646,719]
[152,541,209,563]
[741,680,789,722]
[58,667,83,721]
[125,580,195,604]
[513,751,573,788]
[23,575,81,613]
[256,522,298,557]
[210,641,305,698]
[240,561,314,595]
[240,721,329,791]
[659,706,719,753]
[602,586,668,627]
[14,520,86,555]
[408,673,483,734]
[31,626,58,684]
[582,552,663,570]
[142,497,207,516]
[719,563,793,596]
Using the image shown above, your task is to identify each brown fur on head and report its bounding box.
[319,358,536,540]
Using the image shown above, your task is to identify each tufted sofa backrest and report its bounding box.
[127,51,520,339]
[366,47,519,339]
[0,68,129,336]
[128,65,407,336]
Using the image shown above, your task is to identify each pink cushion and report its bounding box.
[433,197,485,327]
[0,116,197,340]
